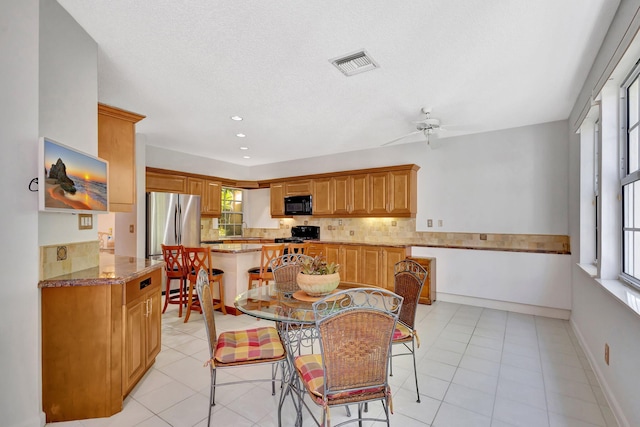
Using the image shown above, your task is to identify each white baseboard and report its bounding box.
[435,292,571,319]
[570,319,628,427]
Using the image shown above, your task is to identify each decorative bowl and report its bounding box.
[296,272,340,297]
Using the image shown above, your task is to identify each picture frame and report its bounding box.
[39,137,109,214]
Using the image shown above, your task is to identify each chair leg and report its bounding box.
[411,338,420,403]
[162,277,170,314]
[184,281,195,323]
[358,403,363,427]
[207,367,215,427]
[177,277,185,318]
[216,275,227,315]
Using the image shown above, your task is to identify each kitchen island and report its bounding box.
[39,254,164,422]
[201,243,263,315]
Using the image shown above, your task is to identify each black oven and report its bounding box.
[284,195,312,215]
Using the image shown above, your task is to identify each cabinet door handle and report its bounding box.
[148,298,152,317]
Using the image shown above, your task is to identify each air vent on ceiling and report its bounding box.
[330,50,379,76]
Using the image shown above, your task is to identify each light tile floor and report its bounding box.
[47,300,619,427]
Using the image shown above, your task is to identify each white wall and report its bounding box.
[0,2,98,426]
[245,188,279,229]
[0,3,41,427]
[412,247,572,315]
[38,0,98,247]
[145,144,252,181]
[251,120,570,235]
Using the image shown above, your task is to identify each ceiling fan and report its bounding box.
[382,107,442,146]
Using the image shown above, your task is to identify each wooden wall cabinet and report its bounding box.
[270,183,285,216]
[146,171,187,193]
[145,171,221,217]
[187,177,204,195]
[203,180,222,216]
[331,174,368,216]
[268,165,418,218]
[98,104,145,212]
[312,178,334,215]
[286,179,312,196]
[41,267,162,422]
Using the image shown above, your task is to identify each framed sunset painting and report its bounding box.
[39,137,109,214]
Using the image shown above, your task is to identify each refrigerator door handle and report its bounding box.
[178,203,182,244]
[174,204,179,244]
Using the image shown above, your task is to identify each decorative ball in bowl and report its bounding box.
[296,272,340,297]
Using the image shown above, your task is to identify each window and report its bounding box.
[218,187,244,237]
[594,119,600,265]
[622,66,640,287]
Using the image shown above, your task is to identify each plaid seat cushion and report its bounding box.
[214,326,284,364]
[294,354,384,404]
[393,322,412,341]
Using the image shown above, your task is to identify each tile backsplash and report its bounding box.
[240,217,570,254]
[40,240,100,280]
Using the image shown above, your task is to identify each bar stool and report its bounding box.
[285,242,310,254]
[161,244,188,317]
[183,247,226,322]
[247,244,285,290]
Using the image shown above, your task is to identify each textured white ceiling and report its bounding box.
[57,0,618,166]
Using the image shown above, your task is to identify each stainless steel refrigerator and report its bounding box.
[146,192,201,260]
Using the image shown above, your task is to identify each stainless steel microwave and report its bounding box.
[284,195,312,215]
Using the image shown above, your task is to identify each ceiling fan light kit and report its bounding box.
[382,107,442,146]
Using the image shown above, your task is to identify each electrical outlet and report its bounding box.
[438,220,443,227]
[350,230,354,236]
[338,219,343,226]
[427,219,433,227]
[129,224,134,233]
[605,343,610,365]
[391,220,397,227]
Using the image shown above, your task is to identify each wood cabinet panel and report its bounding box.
[42,284,124,422]
[407,256,436,305]
[123,270,162,395]
[333,176,351,215]
[312,178,333,215]
[202,180,221,216]
[286,180,312,196]
[270,183,285,216]
[369,172,389,215]
[360,246,383,287]
[98,104,144,212]
[146,171,187,193]
[388,169,416,215]
[350,174,369,215]
[383,247,410,289]
[187,177,204,195]
[342,245,361,283]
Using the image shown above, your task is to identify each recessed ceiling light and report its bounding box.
[230,115,243,121]
[236,133,246,138]
[243,155,250,159]
[239,146,249,150]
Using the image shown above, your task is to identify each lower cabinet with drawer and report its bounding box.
[41,267,162,422]
[123,270,162,394]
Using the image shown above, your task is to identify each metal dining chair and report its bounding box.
[195,269,286,427]
[293,288,403,427]
[389,259,428,402]
[270,253,313,294]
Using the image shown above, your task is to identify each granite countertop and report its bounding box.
[202,243,264,254]
[38,253,165,288]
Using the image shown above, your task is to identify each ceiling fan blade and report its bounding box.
[381,130,422,146]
